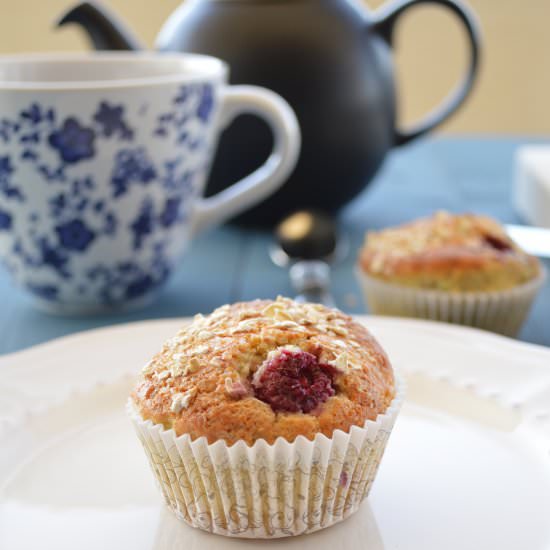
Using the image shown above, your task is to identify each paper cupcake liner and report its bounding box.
[128,376,404,539]
[356,267,547,337]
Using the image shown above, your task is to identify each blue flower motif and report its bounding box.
[21,103,43,124]
[0,119,20,143]
[20,103,54,125]
[38,164,66,183]
[72,176,95,195]
[177,130,189,145]
[158,113,174,124]
[0,156,14,180]
[155,84,213,139]
[125,274,155,299]
[26,283,58,301]
[174,86,190,105]
[49,193,67,218]
[0,156,24,202]
[197,84,214,122]
[93,102,134,140]
[48,118,95,164]
[36,238,70,278]
[159,197,182,228]
[130,199,154,250]
[0,156,13,173]
[161,160,195,194]
[103,212,117,236]
[85,242,172,304]
[21,149,38,162]
[20,132,40,144]
[0,209,12,230]
[111,147,157,197]
[55,219,96,252]
[76,198,88,212]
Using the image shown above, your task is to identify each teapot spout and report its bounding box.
[56,1,145,50]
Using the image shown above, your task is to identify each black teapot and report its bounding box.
[57,0,480,226]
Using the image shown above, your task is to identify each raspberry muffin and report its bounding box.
[357,211,545,335]
[129,297,403,538]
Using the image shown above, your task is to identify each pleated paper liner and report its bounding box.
[356,267,546,337]
[128,376,404,539]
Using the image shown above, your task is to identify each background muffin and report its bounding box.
[357,211,545,336]
[129,297,403,538]
[359,211,540,291]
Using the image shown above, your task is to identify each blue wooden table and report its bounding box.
[1,137,548,354]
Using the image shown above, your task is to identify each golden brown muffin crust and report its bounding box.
[132,297,395,445]
[359,211,541,291]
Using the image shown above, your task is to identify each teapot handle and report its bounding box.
[372,0,481,146]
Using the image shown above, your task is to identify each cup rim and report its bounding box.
[0,51,229,91]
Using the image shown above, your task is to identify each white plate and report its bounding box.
[0,317,549,550]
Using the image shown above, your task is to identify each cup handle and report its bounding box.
[191,85,301,233]
[372,0,481,146]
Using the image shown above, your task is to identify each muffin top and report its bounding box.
[132,297,395,446]
[358,211,541,291]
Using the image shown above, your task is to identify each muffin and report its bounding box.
[357,211,545,335]
[129,297,403,538]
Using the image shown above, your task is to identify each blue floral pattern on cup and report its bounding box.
[111,148,157,197]
[0,209,12,230]
[55,219,96,252]
[93,101,134,140]
[48,118,96,164]
[0,82,216,312]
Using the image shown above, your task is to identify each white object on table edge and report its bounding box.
[514,145,550,229]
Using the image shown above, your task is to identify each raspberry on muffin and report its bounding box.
[251,346,338,413]
[132,296,395,446]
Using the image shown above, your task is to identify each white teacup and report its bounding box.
[0,53,300,314]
